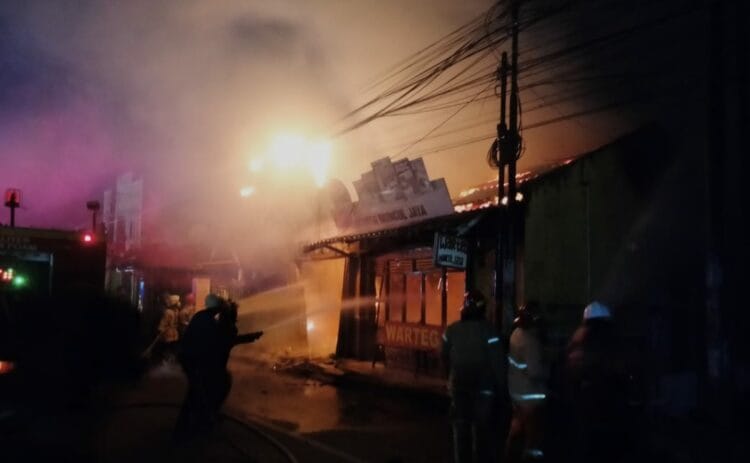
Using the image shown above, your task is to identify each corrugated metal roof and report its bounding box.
[302,154,587,254]
[302,208,488,253]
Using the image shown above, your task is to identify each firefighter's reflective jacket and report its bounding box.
[507,326,548,403]
[158,307,180,343]
[442,319,505,395]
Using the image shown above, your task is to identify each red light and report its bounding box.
[0,360,16,375]
[83,233,93,243]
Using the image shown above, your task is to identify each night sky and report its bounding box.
[0,1,707,252]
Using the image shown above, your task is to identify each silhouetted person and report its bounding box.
[505,301,548,462]
[175,294,262,439]
[563,301,627,463]
[441,290,507,463]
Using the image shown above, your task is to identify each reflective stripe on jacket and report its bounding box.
[442,319,505,394]
[159,308,180,342]
[507,326,548,403]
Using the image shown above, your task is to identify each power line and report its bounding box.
[389,82,495,158]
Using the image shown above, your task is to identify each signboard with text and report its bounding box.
[433,233,468,269]
[382,321,443,351]
[332,157,454,236]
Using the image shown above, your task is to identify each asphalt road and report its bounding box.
[225,355,455,463]
[2,352,459,463]
[93,355,456,463]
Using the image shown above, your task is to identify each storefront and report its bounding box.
[300,155,505,376]
[302,208,493,377]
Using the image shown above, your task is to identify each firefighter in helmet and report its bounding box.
[441,289,506,463]
[563,301,628,463]
[505,301,548,461]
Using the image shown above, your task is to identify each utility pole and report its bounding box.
[490,0,522,335]
[4,189,21,228]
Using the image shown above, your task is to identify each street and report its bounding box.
[225,354,453,463]
[88,350,456,463]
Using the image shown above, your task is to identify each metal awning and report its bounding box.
[301,208,491,256]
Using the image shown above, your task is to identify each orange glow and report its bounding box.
[256,133,333,187]
[307,140,332,188]
[0,360,15,375]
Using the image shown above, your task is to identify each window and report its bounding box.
[388,271,405,322]
[406,273,422,323]
[425,271,443,326]
[446,271,466,325]
[376,253,467,327]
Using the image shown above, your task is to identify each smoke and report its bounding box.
[1,0,492,273]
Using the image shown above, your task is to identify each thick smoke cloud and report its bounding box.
[0,0,489,271]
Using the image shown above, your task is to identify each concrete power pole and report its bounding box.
[491,0,522,335]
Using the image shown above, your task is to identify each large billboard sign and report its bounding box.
[332,157,453,235]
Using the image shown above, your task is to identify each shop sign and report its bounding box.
[332,157,454,235]
[383,321,443,351]
[433,233,468,269]
[0,234,38,252]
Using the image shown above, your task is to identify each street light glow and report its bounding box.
[240,186,256,198]
[249,133,333,188]
[269,133,305,169]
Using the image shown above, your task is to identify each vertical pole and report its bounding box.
[358,256,377,360]
[10,206,15,228]
[495,53,509,332]
[495,0,521,334]
[336,256,359,358]
[420,272,427,324]
[384,263,391,322]
[508,0,520,209]
[401,271,407,323]
[441,266,448,326]
[504,0,521,329]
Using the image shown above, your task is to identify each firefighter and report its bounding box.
[156,294,180,363]
[505,301,548,462]
[175,294,263,439]
[563,301,627,463]
[441,290,506,463]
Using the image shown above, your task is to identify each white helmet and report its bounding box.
[583,301,612,320]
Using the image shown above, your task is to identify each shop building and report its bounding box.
[302,126,712,405]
